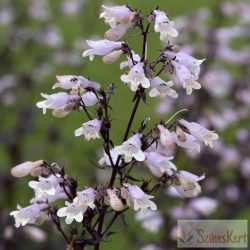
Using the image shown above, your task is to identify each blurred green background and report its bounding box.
[0,0,249,249]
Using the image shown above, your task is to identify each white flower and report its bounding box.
[53,75,101,91]
[149,77,178,98]
[153,10,178,42]
[10,204,47,227]
[135,210,163,233]
[157,124,176,150]
[98,149,119,166]
[102,50,123,64]
[76,188,96,209]
[113,133,145,163]
[36,92,71,114]
[175,52,205,79]
[100,5,136,28]
[82,39,123,61]
[145,151,177,178]
[11,160,44,178]
[106,188,124,211]
[172,130,201,153]
[189,197,218,216]
[171,61,201,95]
[121,62,150,91]
[57,201,87,224]
[120,50,141,69]
[74,119,102,141]
[29,175,61,199]
[81,91,98,106]
[57,188,96,224]
[179,119,219,148]
[172,171,205,198]
[105,22,134,41]
[122,183,157,211]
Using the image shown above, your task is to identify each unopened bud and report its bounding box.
[147,14,155,22]
[103,50,123,64]
[11,160,44,177]
[106,189,124,211]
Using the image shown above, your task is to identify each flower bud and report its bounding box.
[157,124,176,149]
[106,189,124,211]
[102,50,123,64]
[147,14,155,22]
[11,160,44,178]
[52,108,70,118]
[120,187,129,199]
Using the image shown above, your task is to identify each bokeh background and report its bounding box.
[0,0,249,249]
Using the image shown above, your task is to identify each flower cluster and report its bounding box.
[9,4,219,250]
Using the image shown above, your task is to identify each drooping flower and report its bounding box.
[10,204,48,227]
[77,188,96,206]
[149,77,178,99]
[11,160,44,178]
[153,10,178,42]
[74,119,102,141]
[120,62,150,91]
[122,183,157,211]
[57,201,87,224]
[171,61,201,95]
[100,5,136,28]
[172,130,201,153]
[57,188,96,224]
[82,39,124,61]
[145,151,177,178]
[179,119,219,148]
[29,174,62,199]
[175,52,205,79]
[106,188,124,211]
[113,133,145,163]
[36,92,72,114]
[172,171,205,198]
[53,75,101,92]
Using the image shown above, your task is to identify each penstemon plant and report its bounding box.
[10,4,219,250]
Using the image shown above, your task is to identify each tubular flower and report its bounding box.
[105,22,134,41]
[171,61,201,95]
[179,119,219,148]
[153,10,178,42]
[172,171,205,198]
[122,183,157,211]
[28,174,62,199]
[74,119,102,141]
[82,39,124,61]
[121,62,150,91]
[57,188,96,224]
[149,77,178,98]
[100,5,136,28]
[144,151,177,178]
[113,133,145,163]
[81,91,98,106]
[53,75,101,92]
[36,92,73,114]
[10,204,48,228]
